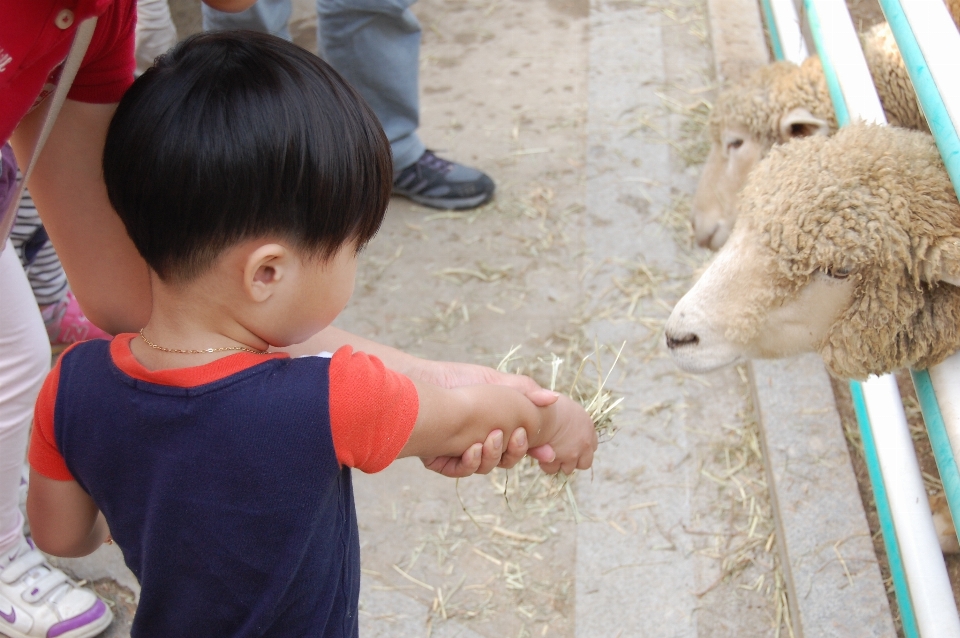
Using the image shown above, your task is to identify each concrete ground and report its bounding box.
[48,0,807,636]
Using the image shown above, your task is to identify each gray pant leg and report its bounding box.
[316,0,425,172]
[202,0,292,40]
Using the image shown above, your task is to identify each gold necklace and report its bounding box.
[139,329,268,355]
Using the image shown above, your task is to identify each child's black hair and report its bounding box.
[103,31,392,282]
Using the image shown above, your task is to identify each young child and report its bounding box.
[25,31,597,637]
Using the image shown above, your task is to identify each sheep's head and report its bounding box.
[692,59,834,250]
[669,125,960,379]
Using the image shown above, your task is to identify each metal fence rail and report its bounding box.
[879,0,960,575]
[761,1,960,635]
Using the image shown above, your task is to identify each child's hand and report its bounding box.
[422,427,533,477]
[537,395,597,475]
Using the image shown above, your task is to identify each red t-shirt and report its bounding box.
[30,336,420,480]
[0,0,136,144]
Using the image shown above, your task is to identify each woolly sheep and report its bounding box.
[666,124,960,552]
[690,2,960,250]
[667,124,960,379]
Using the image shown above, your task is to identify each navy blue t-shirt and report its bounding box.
[30,335,419,637]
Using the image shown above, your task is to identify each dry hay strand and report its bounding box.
[609,257,665,323]
[497,341,625,444]
[394,496,574,629]
[655,89,712,167]
[687,364,794,635]
[623,89,712,168]
[456,338,627,527]
[578,256,672,338]
[358,245,404,291]
[435,262,513,284]
[455,342,628,524]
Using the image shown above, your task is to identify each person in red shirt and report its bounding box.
[0,3,558,637]
[0,4,146,635]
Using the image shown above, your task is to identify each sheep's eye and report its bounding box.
[727,138,744,152]
[825,266,853,279]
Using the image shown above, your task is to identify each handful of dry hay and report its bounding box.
[496,342,625,443]
[455,343,625,525]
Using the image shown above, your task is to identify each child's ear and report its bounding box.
[243,244,289,302]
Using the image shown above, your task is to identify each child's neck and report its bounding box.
[131,276,269,371]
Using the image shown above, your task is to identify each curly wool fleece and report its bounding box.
[736,124,960,380]
[708,22,929,144]
[708,56,835,146]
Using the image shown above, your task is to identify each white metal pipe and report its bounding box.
[806,0,885,125]
[900,1,960,131]
[861,376,960,637]
[897,0,960,482]
[805,0,960,635]
[766,0,809,63]
[883,0,960,589]
[928,354,960,473]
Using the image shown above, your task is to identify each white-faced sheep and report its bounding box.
[668,124,960,379]
[667,124,960,552]
[690,2,960,250]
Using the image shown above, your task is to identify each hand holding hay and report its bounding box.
[496,343,625,465]
[459,343,625,523]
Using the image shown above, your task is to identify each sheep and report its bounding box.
[667,124,960,552]
[668,124,960,379]
[690,4,960,250]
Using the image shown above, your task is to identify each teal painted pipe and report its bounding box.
[911,369,960,547]
[878,0,960,202]
[850,381,920,638]
[760,0,785,61]
[804,0,918,631]
[881,0,960,568]
[803,0,851,127]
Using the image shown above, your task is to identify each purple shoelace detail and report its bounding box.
[46,599,107,638]
[416,151,453,175]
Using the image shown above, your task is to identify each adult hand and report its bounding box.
[411,358,560,409]
[409,359,558,473]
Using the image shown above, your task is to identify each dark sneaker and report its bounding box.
[393,151,495,210]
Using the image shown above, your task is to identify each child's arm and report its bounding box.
[26,470,109,558]
[26,348,111,557]
[400,382,597,475]
[284,327,561,476]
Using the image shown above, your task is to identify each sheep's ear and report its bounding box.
[778,108,830,142]
[922,238,960,287]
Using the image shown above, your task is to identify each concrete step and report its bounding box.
[753,357,895,637]
[575,1,782,635]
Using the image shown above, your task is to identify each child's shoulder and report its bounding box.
[60,336,111,357]
[53,338,112,375]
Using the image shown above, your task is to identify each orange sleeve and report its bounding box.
[28,350,76,481]
[328,346,419,473]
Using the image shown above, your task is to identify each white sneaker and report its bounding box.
[0,538,112,638]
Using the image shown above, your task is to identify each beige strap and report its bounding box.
[0,17,99,249]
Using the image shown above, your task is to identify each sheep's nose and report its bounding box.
[665,330,699,349]
[693,220,720,248]
[694,221,718,248]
